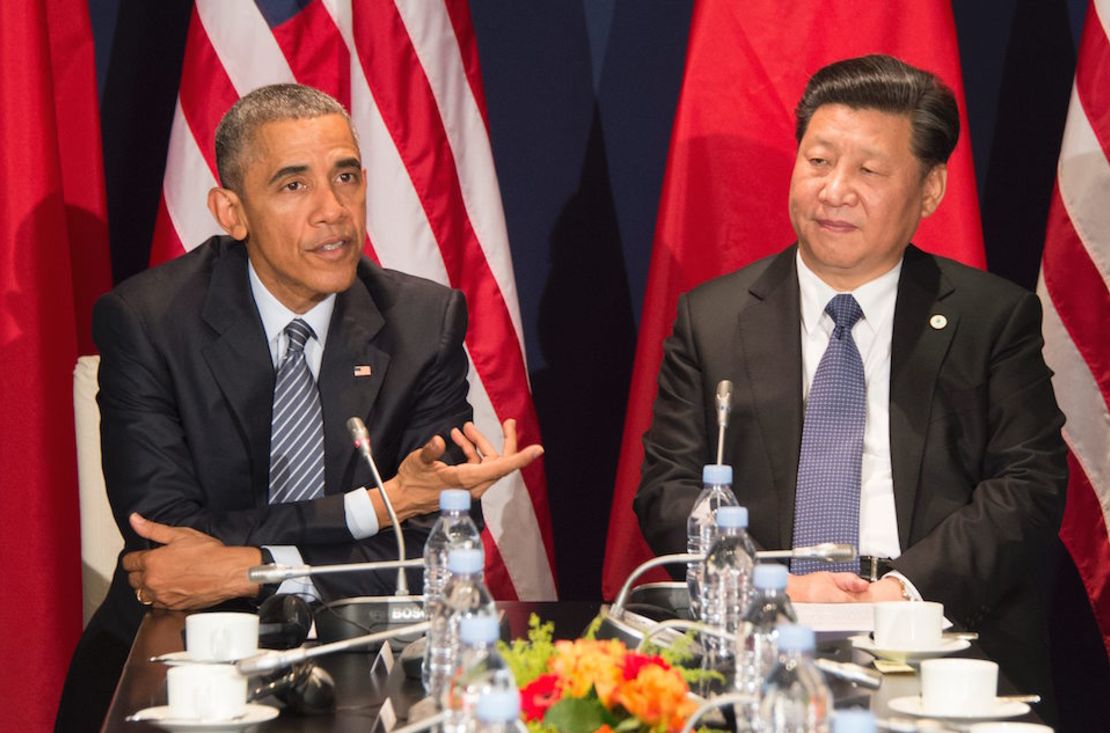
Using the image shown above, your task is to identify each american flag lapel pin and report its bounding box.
[353,365,372,378]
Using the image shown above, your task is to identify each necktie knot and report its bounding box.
[825,294,863,338]
[284,319,314,357]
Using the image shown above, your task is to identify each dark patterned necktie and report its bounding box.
[791,294,866,574]
[269,318,325,504]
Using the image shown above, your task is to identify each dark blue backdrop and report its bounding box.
[87,2,1106,726]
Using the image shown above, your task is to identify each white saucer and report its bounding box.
[888,696,1030,721]
[127,703,278,731]
[150,651,261,666]
[849,634,970,661]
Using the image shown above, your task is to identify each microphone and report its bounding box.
[247,557,423,584]
[236,621,430,676]
[714,379,733,465]
[346,416,408,595]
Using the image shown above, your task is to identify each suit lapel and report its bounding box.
[320,274,389,492]
[200,242,274,507]
[889,245,957,550]
[737,248,804,550]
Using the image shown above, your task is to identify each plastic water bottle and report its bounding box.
[687,464,739,621]
[473,688,521,733]
[422,491,481,691]
[424,548,494,696]
[830,709,876,733]
[442,615,516,733]
[734,563,798,728]
[758,624,832,733]
[702,506,756,663]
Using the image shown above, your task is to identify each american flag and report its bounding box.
[1037,0,1110,661]
[149,0,556,601]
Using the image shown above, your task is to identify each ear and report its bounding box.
[207,187,250,241]
[920,164,947,219]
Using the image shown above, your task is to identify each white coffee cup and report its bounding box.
[920,658,999,717]
[873,600,943,651]
[968,724,1054,733]
[166,664,247,721]
[185,612,259,662]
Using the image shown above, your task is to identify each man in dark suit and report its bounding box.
[634,56,1067,706]
[57,84,542,730]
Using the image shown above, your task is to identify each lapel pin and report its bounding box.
[353,365,372,378]
[929,314,948,330]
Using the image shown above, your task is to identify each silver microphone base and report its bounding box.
[314,595,427,650]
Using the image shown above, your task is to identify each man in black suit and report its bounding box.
[634,56,1066,706]
[57,84,542,730]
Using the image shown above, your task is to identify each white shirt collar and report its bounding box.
[247,260,335,356]
[796,250,902,339]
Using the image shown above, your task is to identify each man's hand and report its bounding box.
[860,577,908,602]
[375,419,544,526]
[122,513,262,610]
[787,571,870,602]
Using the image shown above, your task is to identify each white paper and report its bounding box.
[793,602,877,632]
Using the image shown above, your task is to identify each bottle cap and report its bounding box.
[832,709,877,733]
[459,614,500,645]
[447,548,484,574]
[439,489,471,511]
[753,563,788,590]
[702,464,733,485]
[475,688,520,723]
[775,623,815,652]
[715,505,748,528]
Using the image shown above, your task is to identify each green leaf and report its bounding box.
[497,614,556,687]
[543,697,618,733]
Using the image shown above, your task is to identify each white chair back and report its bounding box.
[74,355,123,626]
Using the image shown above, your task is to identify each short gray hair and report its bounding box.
[214,83,353,192]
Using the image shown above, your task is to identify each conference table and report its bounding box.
[103,602,1045,732]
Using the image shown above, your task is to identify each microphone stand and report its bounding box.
[236,621,430,675]
[347,417,409,595]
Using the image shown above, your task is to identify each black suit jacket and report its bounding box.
[634,244,1067,697]
[88,236,474,643]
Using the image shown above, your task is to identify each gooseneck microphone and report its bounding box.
[346,416,408,595]
[714,379,733,465]
[236,621,431,675]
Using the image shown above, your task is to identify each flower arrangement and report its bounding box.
[499,616,706,733]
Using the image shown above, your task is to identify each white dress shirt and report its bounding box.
[249,263,379,597]
[796,253,920,596]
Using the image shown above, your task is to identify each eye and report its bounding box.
[809,157,828,167]
[336,170,360,185]
[281,180,305,192]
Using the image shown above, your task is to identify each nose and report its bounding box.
[312,183,347,225]
[818,164,858,208]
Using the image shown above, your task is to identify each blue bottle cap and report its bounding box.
[439,489,471,511]
[702,464,733,485]
[475,689,520,723]
[715,505,748,529]
[447,548,484,574]
[832,709,877,733]
[752,563,788,590]
[459,614,500,645]
[775,623,815,652]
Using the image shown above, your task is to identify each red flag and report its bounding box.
[602,1,985,597]
[1037,0,1110,661]
[149,0,556,600]
[0,0,112,728]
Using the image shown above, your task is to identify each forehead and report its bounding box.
[801,104,914,157]
[246,114,360,168]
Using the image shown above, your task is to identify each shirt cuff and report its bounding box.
[883,570,923,601]
[264,545,320,600]
[345,486,379,540]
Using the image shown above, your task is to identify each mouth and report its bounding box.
[815,218,858,233]
[308,236,354,260]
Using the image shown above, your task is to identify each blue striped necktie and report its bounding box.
[269,318,326,504]
[791,294,866,574]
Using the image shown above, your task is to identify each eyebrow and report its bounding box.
[266,157,362,186]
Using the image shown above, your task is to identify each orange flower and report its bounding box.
[593,727,614,733]
[547,638,626,707]
[614,663,698,732]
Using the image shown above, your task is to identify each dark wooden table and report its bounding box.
[103,602,1044,731]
